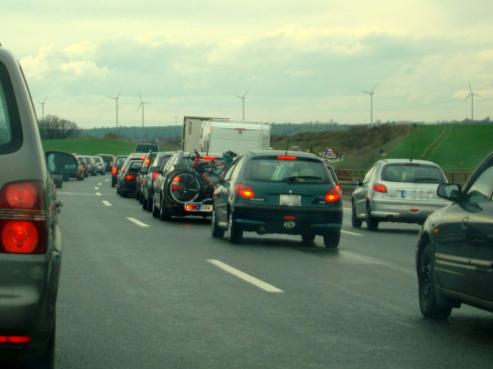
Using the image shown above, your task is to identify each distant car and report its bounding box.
[73,155,85,180]
[142,151,174,211]
[82,155,97,176]
[97,154,115,172]
[76,155,87,178]
[152,151,223,220]
[111,155,128,187]
[136,151,157,202]
[0,48,76,368]
[417,152,493,319]
[117,158,144,197]
[211,151,343,246]
[94,156,106,175]
[135,143,159,153]
[351,159,449,230]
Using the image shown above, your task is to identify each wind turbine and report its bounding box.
[234,89,249,120]
[37,96,48,120]
[465,84,480,121]
[137,94,150,127]
[106,91,122,127]
[362,85,376,124]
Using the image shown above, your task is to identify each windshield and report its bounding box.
[246,157,329,183]
[382,164,446,184]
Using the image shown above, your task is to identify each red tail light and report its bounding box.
[152,171,159,181]
[0,181,46,254]
[125,175,135,181]
[335,183,341,192]
[202,155,216,161]
[0,336,32,344]
[373,183,388,193]
[324,187,341,203]
[171,176,181,191]
[283,215,296,221]
[277,155,297,161]
[235,184,255,199]
[112,167,118,175]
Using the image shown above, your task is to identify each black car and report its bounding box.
[117,158,144,197]
[152,151,223,220]
[111,155,128,187]
[417,152,493,319]
[211,151,343,246]
[141,151,174,211]
[136,151,157,202]
[98,154,115,172]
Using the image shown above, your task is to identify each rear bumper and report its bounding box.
[121,182,137,192]
[232,204,342,235]
[370,199,447,223]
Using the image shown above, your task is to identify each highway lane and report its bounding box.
[54,176,493,369]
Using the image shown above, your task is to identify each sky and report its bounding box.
[1,0,493,128]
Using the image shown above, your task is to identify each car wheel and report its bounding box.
[301,233,315,244]
[152,196,160,218]
[418,243,453,319]
[142,197,147,210]
[227,212,243,244]
[323,230,340,248]
[351,200,362,228]
[367,206,379,231]
[136,191,140,201]
[211,210,225,238]
[146,195,153,212]
[159,198,171,221]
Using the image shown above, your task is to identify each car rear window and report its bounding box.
[381,164,446,184]
[0,62,22,154]
[129,160,143,171]
[136,144,159,153]
[246,157,329,183]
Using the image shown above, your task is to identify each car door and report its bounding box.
[461,162,493,301]
[214,158,242,223]
[353,165,377,217]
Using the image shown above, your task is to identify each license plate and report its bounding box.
[280,194,301,206]
[201,204,213,212]
[184,203,213,212]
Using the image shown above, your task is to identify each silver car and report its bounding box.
[94,155,106,175]
[351,159,449,230]
[0,48,77,368]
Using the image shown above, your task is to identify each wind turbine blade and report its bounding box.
[362,91,370,95]
[117,90,122,98]
[243,89,249,98]
[371,84,377,93]
[234,94,242,99]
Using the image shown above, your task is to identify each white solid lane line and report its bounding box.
[94,187,100,190]
[102,201,112,207]
[96,192,102,196]
[341,230,362,237]
[207,259,284,293]
[126,217,150,228]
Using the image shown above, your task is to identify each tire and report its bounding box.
[142,196,147,210]
[77,176,83,181]
[351,201,362,228]
[152,196,160,218]
[418,243,453,319]
[227,212,243,244]
[146,194,153,212]
[211,210,225,238]
[136,190,140,201]
[301,233,315,244]
[367,206,379,231]
[323,230,340,248]
[159,198,171,221]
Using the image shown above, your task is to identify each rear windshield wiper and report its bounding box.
[284,176,323,182]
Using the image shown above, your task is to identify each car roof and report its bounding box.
[377,158,441,166]
[246,150,321,160]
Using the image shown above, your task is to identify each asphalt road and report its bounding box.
[53,175,493,369]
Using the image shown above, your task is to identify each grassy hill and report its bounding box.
[42,138,172,155]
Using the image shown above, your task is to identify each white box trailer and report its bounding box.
[200,121,271,155]
[182,116,229,152]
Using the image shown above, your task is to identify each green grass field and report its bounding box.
[42,138,144,155]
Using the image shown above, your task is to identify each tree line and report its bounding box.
[38,115,81,139]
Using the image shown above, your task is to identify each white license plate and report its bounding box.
[201,204,213,212]
[280,194,301,206]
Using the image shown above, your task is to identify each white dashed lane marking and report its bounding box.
[126,217,150,228]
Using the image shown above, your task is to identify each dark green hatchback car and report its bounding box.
[211,150,343,247]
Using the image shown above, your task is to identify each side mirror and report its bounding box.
[437,183,462,202]
[45,151,79,177]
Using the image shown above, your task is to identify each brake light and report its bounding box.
[324,187,341,203]
[112,167,118,175]
[140,155,146,160]
[0,336,32,344]
[184,203,198,211]
[284,215,296,221]
[277,155,297,161]
[235,184,255,199]
[152,172,159,181]
[3,182,38,209]
[202,155,216,161]
[125,175,135,181]
[144,158,151,165]
[171,176,181,191]
[373,183,388,193]
[1,221,39,254]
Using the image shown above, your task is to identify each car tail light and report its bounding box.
[171,176,181,191]
[235,184,255,199]
[373,183,388,193]
[112,167,118,175]
[125,175,135,181]
[144,158,151,165]
[152,171,159,181]
[324,187,341,203]
[277,155,297,161]
[335,183,341,192]
[283,215,296,221]
[0,181,46,254]
[0,336,32,344]
[184,203,198,211]
[202,155,216,161]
